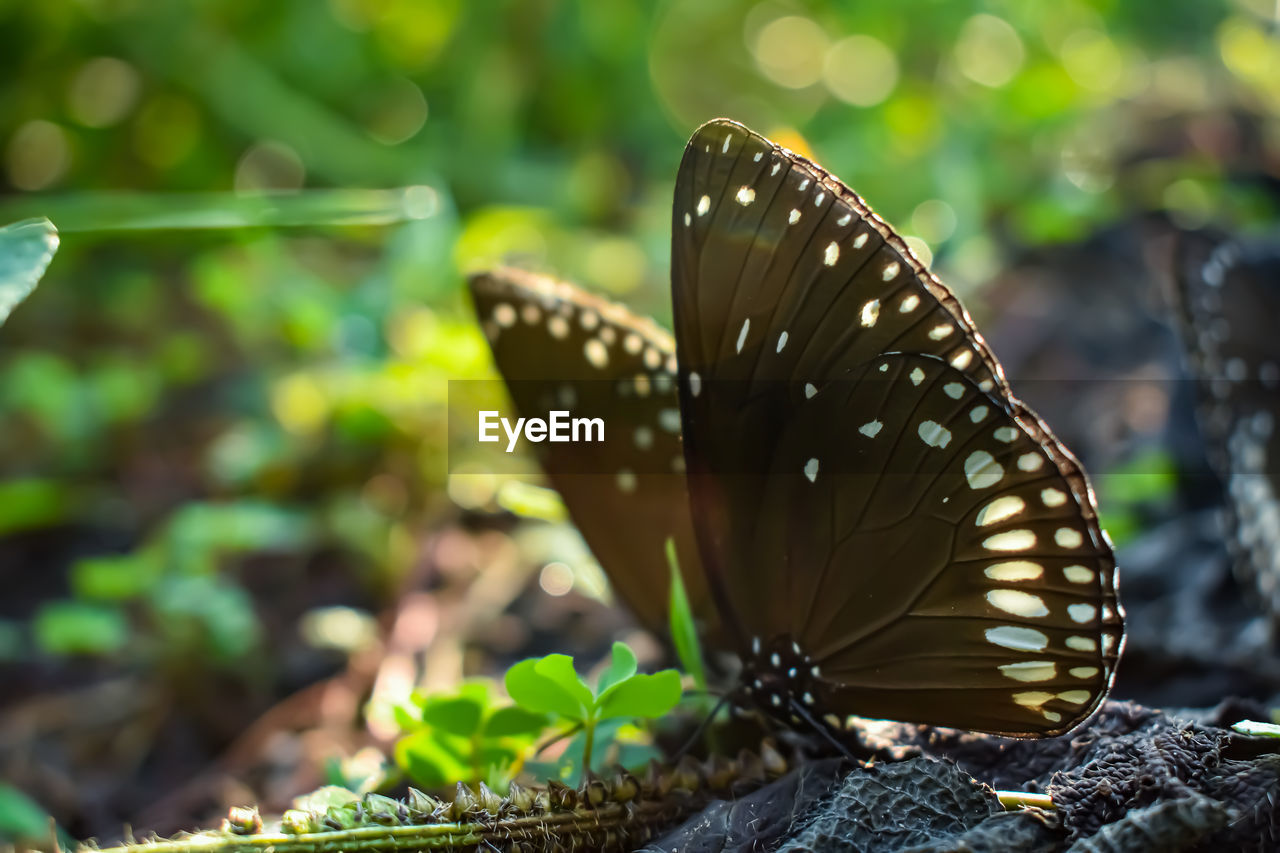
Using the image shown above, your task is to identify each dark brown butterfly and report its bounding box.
[1172,230,1280,630]
[471,118,1123,738]
[468,267,717,642]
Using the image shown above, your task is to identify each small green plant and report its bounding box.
[505,642,681,781]
[0,217,58,327]
[394,680,550,791]
[666,537,707,693]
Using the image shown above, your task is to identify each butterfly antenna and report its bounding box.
[672,691,733,760]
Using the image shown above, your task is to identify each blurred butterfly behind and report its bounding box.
[470,118,1123,737]
[1171,230,1280,629]
[468,267,717,642]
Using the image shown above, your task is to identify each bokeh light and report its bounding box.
[538,562,575,597]
[68,57,141,128]
[752,15,830,89]
[911,200,958,245]
[235,140,307,192]
[6,121,71,190]
[823,35,899,107]
[954,14,1025,88]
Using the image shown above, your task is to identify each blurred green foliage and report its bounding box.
[0,0,1278,819]
[393,680,549,791]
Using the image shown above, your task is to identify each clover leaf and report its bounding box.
[505,641,680,775]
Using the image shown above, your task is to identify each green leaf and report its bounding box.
[482,705,551,739]
[394,731,468,788]
[71,552,158,601]
[1232,719,1280,738]
[32,601,129,656]
[292,786,359,813]
[667,537,707,691]
[595,669,682,721]
[505,655,591,721]
[0,218,57,327]
[421,696,483,738]
[0,784,53,843]
[0,478,71,537]
[595,641,637,696]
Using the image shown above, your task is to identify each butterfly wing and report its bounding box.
[469,268,714,639]
[671,118,1121,736]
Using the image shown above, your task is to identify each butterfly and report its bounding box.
[1171,229,1280,630]
[471,118,1123,738]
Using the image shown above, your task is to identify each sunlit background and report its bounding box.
[1,0,1279,843]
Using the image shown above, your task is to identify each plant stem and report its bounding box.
[581,719,595,773]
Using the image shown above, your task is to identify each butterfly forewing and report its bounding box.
[468,268,712,638]
[672,119,1121,736]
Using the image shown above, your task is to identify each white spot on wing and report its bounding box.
[944,382,964,399]
[689,371,702,397]
[900,293,920,312]
[1018,453,1044,472]
[788,208,801,225]
[585,339,609,369]
[616,469,637,493]
[993,427,1017,443]
[970,405,989,423]
[697,195,710,216]
[860,299,880,327]
[985,626,1049,652]
[965,451,1003,489]
[928,323,954,340]
[1068,603,1096,624]
[987,589,1049,618]
[1066,635,1096,652]
[1041,488,1067,507]
[984,560,1043,581]
[804,382,817,399]
[494,303,517,328]
[1055,528,1083,548]
[824,242,839,265]
[976,496,1026,526]
[910,367,925,385]
[804,457,819,482]
[777,331,788,353]
[548,315,569,339]
[859,420,883,438]
[853,233,869,249]
[999,661,1057,682]
[882,261,900,281]
[735,186,756,205]
[983,529,1036,551]
[918,420,952,448]
[1063,565,1094,584]
[951,350,974,370]
[736,318,750,354]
